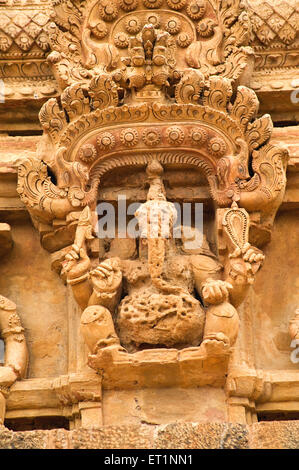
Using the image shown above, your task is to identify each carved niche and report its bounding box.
[17,0,288,389]
[0,225,28,426]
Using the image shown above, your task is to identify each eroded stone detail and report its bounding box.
[0,226,28,426]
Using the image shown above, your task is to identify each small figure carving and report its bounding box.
[0,296,28,426]
[120,23,177,94]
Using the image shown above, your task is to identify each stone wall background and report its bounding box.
[0,216,69,378]
[252,210,299,371]
[1,421,299,449]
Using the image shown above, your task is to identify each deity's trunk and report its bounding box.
[147,237,180,294]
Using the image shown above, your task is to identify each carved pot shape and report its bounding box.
[117,288,205,349]
[204,301,240,347]
[80,305,120,353]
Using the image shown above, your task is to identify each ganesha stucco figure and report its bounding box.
[61,160,264,366]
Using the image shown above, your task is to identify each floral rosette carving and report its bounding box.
[165,18,181,35]
[166,126,185,145]
[177,32,192,48]
[143,0,163,8]
[142,129,161,147]
[190,128,208,146]
[120,0,138,11]
[97,132,116,150]
[146,14,160,28]
[79,144,97,163]
[186,0,206,20]
[120,128,139,147]
[208,138,227,157]
[125,17,142,34]
[166,0,186,11]
[98,0,118,21]
[91,21,108,39]
[197,19,216,37]
[114,32,129,49]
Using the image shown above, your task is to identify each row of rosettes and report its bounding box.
[77,126,228,163]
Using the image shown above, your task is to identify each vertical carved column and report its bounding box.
[0,224,28,426]
[0,296,28,425]
[52,373,103,429]
[216,205,265,423]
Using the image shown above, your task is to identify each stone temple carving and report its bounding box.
[0,226,28,426]
[13,0,290,430]
[62,159,264,370]
[0,296,28,426]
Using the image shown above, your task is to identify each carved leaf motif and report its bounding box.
[185,25,223,74]
[48,2,92,90]
[246,114,273,152]
[249,0,298,47]
[217,49,249,81]
[51,0,84,41]
[0,295,16,312]
[238,143,288,222]
[215,0,253,80]
[88,75,119,110]
[175,70,205,104]
[61,83,90,122]
[203,76,233,112]
[222,10,252,54]
[17,157,67,219]
[43,179,68,200]
[238,173,260,192]
[39,98,67,144]
[230,86,259,131]
[223,207,249,251]
[0,32,13,52]
[251,144,288,195]
[218,0,245,29]
[278,23,296,45]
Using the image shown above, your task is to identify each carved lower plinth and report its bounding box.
[88,346,230,389]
